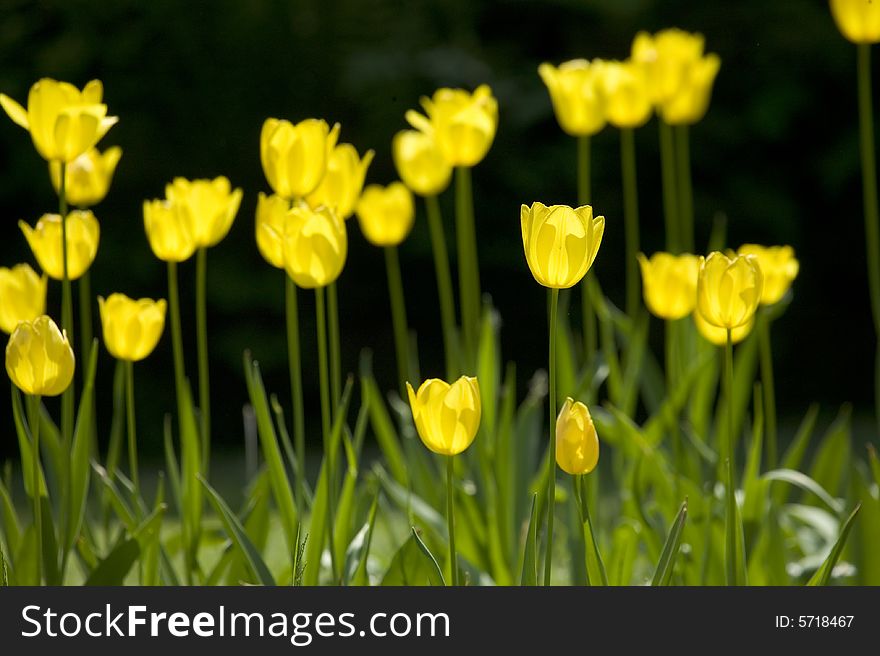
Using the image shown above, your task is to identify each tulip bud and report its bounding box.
[736,244,799,305]
[20,211,100,280]
[98,294,167,362]
[637,252,701,320]
[0,264,47,334]
[694,307,754,346]
[355,182,415,247]
[278,204,347,289]
[555,397,599,475]
[521,202,605,289]
[538,59,607,137]
[5,315,75,396]
[255,192,290,269]
[165,176,243,249]
[143,198,197,263]
[306,143,374,220]
[696,251,764,329]
[49,146,122,207]
[406,376,481,456]
[830,0,880,44]
[260,117,340,199]
[600,60,653,129]
[392,130,452,197]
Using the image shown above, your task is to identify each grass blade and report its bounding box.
[84,538,140,585]
[807,504,861,586]
[519,494,538,586]
[652,499,688,586]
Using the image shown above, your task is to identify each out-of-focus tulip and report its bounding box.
[696,251,764,329]
[521,202,605,289]
[830,0,880,44]
[538,59,607,137]
[49,146,122,207]
[392,130,452,196]
[5,315,75,396]
[165,177,242,248]
[0,264,47,334]
[637,252,701,320]
[600,60,653,129]
[255,192,290,269]
[555,397,599,475]
[98,294,166,362]
[260,118,339,199]
[306,143,374,220]
[0,78,117,162]
[406,85,498,167]
[143,199,196,263]
[277,204,347,288]
[406,376,481,456]
[355,182,415,247]
[736,244,799,305]
[20,211,100,280]
[694,307,754,346]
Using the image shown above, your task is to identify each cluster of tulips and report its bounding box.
[0,1,876,587]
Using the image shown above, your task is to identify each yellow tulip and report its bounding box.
[0,78,118,162]
[600,60,653,129]
[20,211,100,281]
[143,198,197,263]
[696,251,764,329]
[49,146,122,207]
[260,117,340,199]
[637,252,701,320]
[830,0,880,44]
[736,244,799,305]
[538,59,607,137]
[98,294,166,362]
[521,202,605,289]
[392,129,452,196]
[406,376,481,456]
[555,397,599,475]
[255,192,290,269]
[5,315,75,396]
[306,143,374,220]
[406,85,498,167]
[694,307,754,346]
[277,204,347,288]
[165,176,243,249]
[0,264,47,334]
[355,182,415,247]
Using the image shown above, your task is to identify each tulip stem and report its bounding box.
[125,360,140,498]
[446,455,458,586]
[659,119,680,253]
[58,162,74,448]
[674,125,695,252]
[327,282,342,407]
[758,310,778,468]
[455,166,481,363]
[195,247,211,473]
[620,127,641,318]
[666,319,682,483]
[26,393,42,585]
[543,287,559,586]
[315,287,331,446]
[167,262,187,423]
[425,195,459,379]
[285,276,306,514]
[577,135,597,368]
[385,246,410,397]
[724,329,738,586]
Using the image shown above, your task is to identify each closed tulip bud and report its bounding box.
[165,176,243,249]
[0,264,47,334]
[392,130,452,196]
[306,143,374,220]
[736,244,799,305]
[261,117,340,199]
[49,146,122,207]
[255,192,290,269]
[637,252,701,320]
[0,78,118,162]
[406,85,498,167]
[696,251,764,329]
[538,59,607,137]
[406,376,481,456]
[20,211,100,280]
[694,307,754,346]
[830,0,880,44]
[98,294,166,362]
[278,204,347,288]
[355,182,415,247]
[143,198,196,263]
[5,315,75,396]
[521,202,605,289]
[600,60,653,129]
[555,397,599,475]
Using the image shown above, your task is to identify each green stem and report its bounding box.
[27,394,42,585]
[620,128,641,318]
[758,310,778,469]
[543,288,560,586]
[167,261,187,422]
[286,276,306,514]
[577,136,597,367]
[659,119,680,253]
[58,162,74,447]
[78,270,97,453]
[315,287,331,445]
[577,473,609,586]
[454,166,480,362]
[385,246,410,397]
[724,329,737,586]
[674,124,694,252]
[327,281,342,407]
[125,360,139,498]
[447,455,458,586]
[666,319,682,482]
[425,195,458,379]
[196,247,210,472]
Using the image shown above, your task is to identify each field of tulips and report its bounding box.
[1,1,880,588]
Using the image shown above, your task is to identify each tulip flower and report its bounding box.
[143,198,197,263]
[306,143,374,220]
[255,192,290,269]
[261,117,340,199]
[5,315,75,397]
[830,0,880,44]
[49,146,122,208]
[165,176,243,249]
[356,182,415,248]
[556,398,599,475]
[696,252,764,330]
[276,204,348,290]
[98,294,167,362]
[538,59,607,137]
[0,78,117,163]
[637,252,700,320]
[693,308,753,346]
[0,264,47,334]
[20,211,99,281]
[600,61,653,129]
[736,244,799,306]
[392,129,452,197]
[407,375,481,586]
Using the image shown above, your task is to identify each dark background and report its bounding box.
[0,0,872,458]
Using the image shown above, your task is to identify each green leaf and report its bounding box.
[0,478,21,566]
[362,370,408,486]
[65,339,98,553]
[380,529,444,586]
[1,544,8,586]
[162,414,182,516]
[411,527,446,585]
[40,496,60,585]
[807,504,861,586]
[84,538,140,586]
[519,494,538,586]
[348,492,380,586]
[808,405,851,502]
[763,469,844,515]
[608,522,640,586]
[579,476,608,586]
[477,305,499,439]
[652,499,688,586]
[11,388,46,499]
